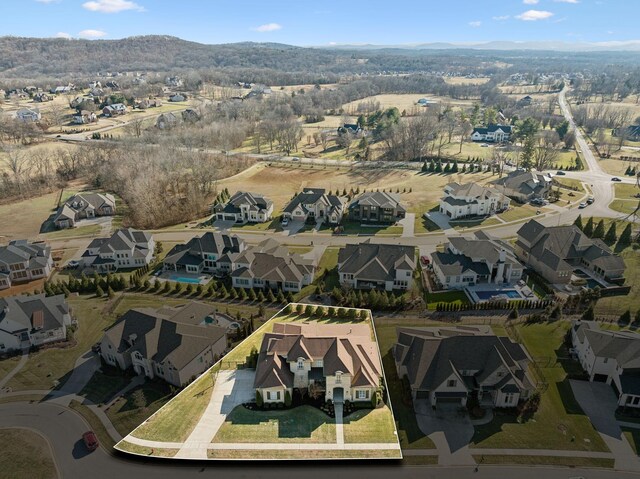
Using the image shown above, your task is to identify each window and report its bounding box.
[355,390,369,400]
[336,372,342,384]
[297,359,304,370]
[266,391,271,400]
[504,392,515,404]
[447,379,457,388]
[276,391,281,400]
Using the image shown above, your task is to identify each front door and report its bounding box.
[333,387,344,404]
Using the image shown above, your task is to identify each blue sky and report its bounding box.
[3,0,636,46]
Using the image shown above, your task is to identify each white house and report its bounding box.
[0,294,72,353]
[213,191,274,224]
[282,188,346,225]
[431,231,524,289]
[439,182,510,220]
[471,124,513,143]
[572,322,640,409]
[15,108,41,123]
[81,228,155,272]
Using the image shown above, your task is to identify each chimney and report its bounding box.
[128,333,137,345]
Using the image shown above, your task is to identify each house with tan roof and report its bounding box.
[395,325,535,408]
[254,322,382,404]
[231,238,315,292]
[0,294,71,353]
[338,241,415,291]
[100,302,228,387]
[571,321,640,408]
[439,182,510,220]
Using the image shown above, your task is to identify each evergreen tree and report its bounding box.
[582,305,595,322]
[619,309,632,325]
[163,281,171,294]
[185,283,193,296]
[618,224,633,247]
[520,135,536,170]
[583,217,595,237]
[96,285,104,297]
[604,222,617,245]
[573,214,583,231]
[107,286,114,298]
[592,220,605,239]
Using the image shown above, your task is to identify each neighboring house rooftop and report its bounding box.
[214,191,273,215]
[0,294,69,335]
[282,188,344,215]
[338,240,415,283]
[0,240,51,270]
[349,191,405,211]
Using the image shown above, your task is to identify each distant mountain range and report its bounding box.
[317,40,640,52]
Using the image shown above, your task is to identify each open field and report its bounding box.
[219,163,513,219]
[599,158,640,176]
[443,77,490,85]
[0,428,57,479]
[471,321,608,452]
[597,244,640,316]
[342,94,474,114]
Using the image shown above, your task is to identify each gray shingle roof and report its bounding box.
[214,191,273,215]
[338,241,415,282]
[0,294,68,335]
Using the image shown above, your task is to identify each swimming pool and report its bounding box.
[474,290,522,300]
[170,275,202,284]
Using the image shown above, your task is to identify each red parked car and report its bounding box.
[83,431,99,452]
[420,255,430,266]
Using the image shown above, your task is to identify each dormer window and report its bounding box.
[336,372,342,383]
[297,359,304,370]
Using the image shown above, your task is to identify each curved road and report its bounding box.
[1,401,639,479]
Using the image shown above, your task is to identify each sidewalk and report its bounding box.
[0,350,29,390]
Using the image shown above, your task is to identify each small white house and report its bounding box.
[439,182,510,220]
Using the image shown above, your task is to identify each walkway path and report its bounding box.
[334,402,344,446]
[175,369,255,459]
[0,350,29,390]
[400,213,415,238]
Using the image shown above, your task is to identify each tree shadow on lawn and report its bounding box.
[115,381,173,413]
[223,405,333,439]
[470,410,519,446]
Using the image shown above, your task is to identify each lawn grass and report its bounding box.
[0,428,57,479]
[471,321,608,452]
[79,370,130,404]
[42,223,102,239]
[207,448,402,459]
[597,245,640,316]
[414,215,441,233]
[450,217,502,229]
[124,374,210,442]
[343,406,398,443]
[212,405,336,444]
[615,183,640,199]
[339,220,403,236]
[609,199,639,215]
[230,217,283,233]
[471,454,614,468]
[115,441,178,457]
[374,321,436,450]
[623,427,640,455]
[497,205,538,223]
[107,381,174,437]
[425,290,470,310]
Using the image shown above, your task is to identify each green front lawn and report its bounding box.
[425,290,470,310]
[497,205,538,223]
[79,369,130,404]
[615,183,640,199]
[609,199,638,215]
[43,224,102,239]
[339,220,403,236]
[471,321,608,452]
[212,405,336,443]
[414,215,441,233]
[597,245,640,315]
[343,406,399,444]
[0,428,57,479]
[107,381,174,437]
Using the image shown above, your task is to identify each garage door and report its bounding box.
[416,391,429,399]
[593,374,609,383]
[437,397,463,404]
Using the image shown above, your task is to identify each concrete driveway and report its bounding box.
[400,213,415,237]
[281,220,305,236]
[414,400,475,465]
[570,380,640,471]
[176,369,255,459]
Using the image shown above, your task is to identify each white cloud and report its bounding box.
[78,29,107,38]
[36,0,60,4]
[252,23,282,32]
[516,10,554,21]
[523,0,539,4]
[554,0,579,3]
[468,21,482,27]
[82,0,144,13]
[55,32,72,39]
[492,15,510,20]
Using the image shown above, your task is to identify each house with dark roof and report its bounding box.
[213,191,274,224]
[491,170,552,203]
[254,322,382,404]
[470,124,512,143]
[0,294,72,353]
[102,103,126,117]
[439,182,510,220]
[612,125,640,141]
[73,110,98,125]
[80,228,155,272]
[99,302,228,387]
[282,188,346,225]
[231,239,315,292]
[163,232,245,276]
[0,240,53,290]
[394,325,535,408]
[431,231,524,289]
[348,191,406,224]
[338,241,415,291]
[156,112,178,130]
[515,219,626,286]
[571,321,640,409]
[15,108,41,123]
[52,193,116,229]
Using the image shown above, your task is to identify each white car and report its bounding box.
[281,218,289,226]
[578,202,587,209]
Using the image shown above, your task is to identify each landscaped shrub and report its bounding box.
[371,390,378,408]
[297,304,305,315]
[256,390,263,408]
[284,390,292,407]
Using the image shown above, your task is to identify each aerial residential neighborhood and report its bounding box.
[2,1,640,477]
